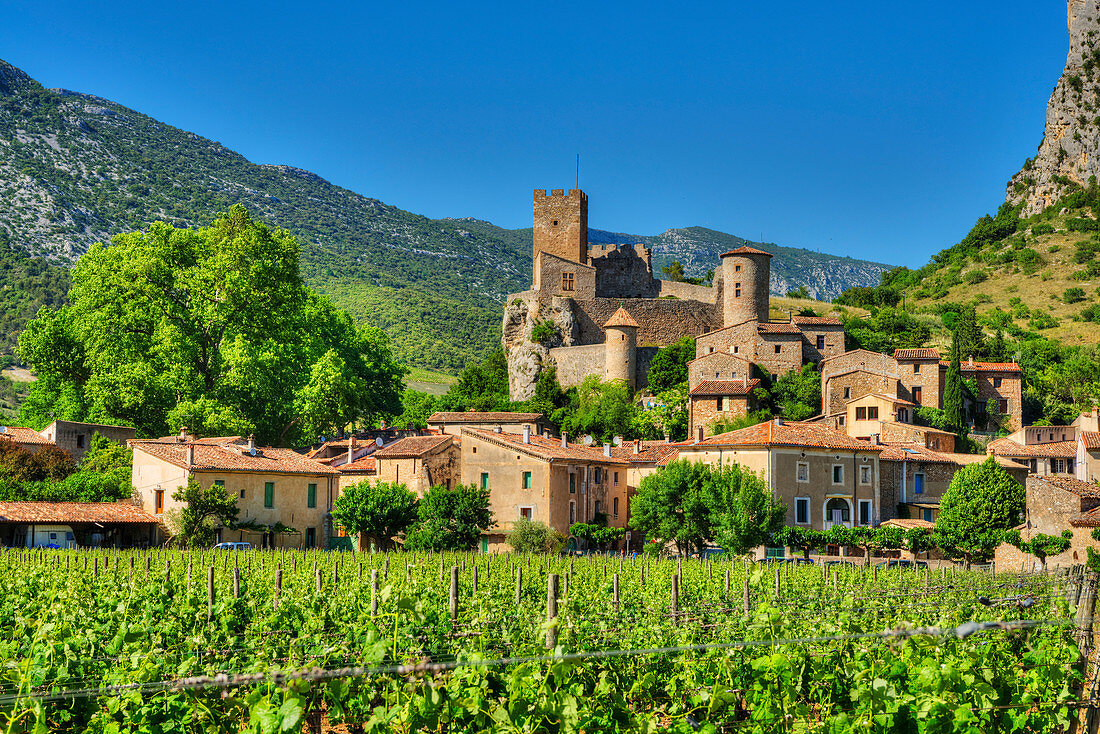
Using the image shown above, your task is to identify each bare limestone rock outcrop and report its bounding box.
[503,294,578,400]
[1008,0,1100,216]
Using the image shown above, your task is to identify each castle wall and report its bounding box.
[549,344,607,389]
[658,279,717,303]
[635,347,659,391]
[590,245,661,299]
[536,251,596,299]
[570,298,721,347]
[533,189,587,278]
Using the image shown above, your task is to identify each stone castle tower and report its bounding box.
[532,189,587,282]
[603,307,639,389]
[720,247,773,326]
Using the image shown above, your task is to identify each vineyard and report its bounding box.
[0,548,1091,733]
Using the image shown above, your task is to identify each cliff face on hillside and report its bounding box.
[1008,1,1100,216]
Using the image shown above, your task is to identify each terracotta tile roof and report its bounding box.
[603,307,639,329]
[690,419,882,451]
[893,348,940,360]
[757,322,803,335]
[939,361,1022,373]
[987,438,1077,459]
[790,315,843,326]
[878,443,956,464]
[1082,431,1100,450]
[721,246,772,258]
[131,437,340,475]
[1033,475,1100,498]
[462,428,630,465]
[0,501,159,524]
[849,393,917,407]
[1071,505,1100,527]
[338,455,377,473]
[880,518,935,530]
[606,441,681,464]
[657,448,681,466]
[428,412,543,424]
[689,379,760,397]
[373,435,454,459]
[0,427,52,446]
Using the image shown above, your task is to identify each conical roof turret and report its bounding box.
[603,306,639,329]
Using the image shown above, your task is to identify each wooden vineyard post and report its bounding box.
[233,567,240,598]
[546,573,559,649]
[440,554,446,582]
[774,568,781,600]
[449,566,459,620]
[671,573,680,625]
[274,567,283,610]
[472,564,479,594]
[743,572,750,615]
[384,557,389,580]
[822,562,828,584]
[333,563,338,588]
[725,568,730,597]
[924,567,930,590]
[207,566,215,621]
[371,570,379,618]
[1076,571,1099,732]
[515,567,523,605]
[613,573,620,614]
[563,573,570,597]
[832,569,838,590]
[316,568,323,594]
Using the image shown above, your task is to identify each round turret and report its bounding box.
[720,247,772,326]
[603,307,639,389]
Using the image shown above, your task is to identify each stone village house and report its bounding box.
[994,476,1100,571]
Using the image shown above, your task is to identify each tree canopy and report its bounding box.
[935,457,1025,566]
[403,483,495,551]
[330,480,419,552]
[17,207,404,444]
[646,336,695,394]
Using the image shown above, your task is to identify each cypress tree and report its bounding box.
[943,332,965,432]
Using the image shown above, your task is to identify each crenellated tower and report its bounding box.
[532,189,587,280]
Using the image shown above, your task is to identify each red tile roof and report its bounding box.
[0,427,52,446]
[721,246,773,258]
[1071,505,1100,527]
[338,455,377,473]
[987,438,1077,459]
[373,435,454,459]
[878,443,957,464]
[790,315,843,326]
[1033,475,1100,498]
[880,518,935,530]
[939,361,1022,373]
[603,307,640,329]
[606,441,681,464]
[0,501,159,524]
[428,412,543,424]
[131,437,340,475]
[1082,431,1100,450]
[462,428,630,464]
[894,348,940,360]
[689,379,760,397]
[689,419,882,451]
[757,322,802,335]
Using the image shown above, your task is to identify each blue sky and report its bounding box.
[0,0,1068,267]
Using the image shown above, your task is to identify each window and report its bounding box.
[154,489,164,515]
[594,468,601,484]
[613,497,619,518]
[922,508,933,523]
[1055,458,1068,474]
[859,465,871,485]
[522,471,531,489]
[569,501,576,524]
[843,387,851,400]
[914,473,924,495]
[774,344,781,354]
[569,474,576,494]
[867,406,878,420]
[76,434,85,449]
[562,272,574,291]
[826,497,850,524]
[913,363,921,374]
[264,481,274,508]
[519,506,533,520]
[993,376,1002,388]
[796,462,809,483]
[858,500,872,526]
[481,472,489,490]
[240,489,246,499]
[898,408,908,423]
[1029,458,1037,473]
[733,345,739,354]
[613,471,619,485]
[305,527,316,548]
[764,546,785,559]
[307,483,317,508]
[832,465,844,484]
[735,264,741,272]
[735,283,742,297]
[856,407,867,421]
[912,386,922,404]
[795,497,810,524]
[708,347,715,354]
[838,415,845,426]
[816,335,825,350]
[720,396,730,412]
[999,399,1009,415]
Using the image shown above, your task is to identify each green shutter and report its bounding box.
[480,472,489,490]
[264,482,274,508]
[307,483,317,508]
[214,480,225,487]
[522,471,531,489]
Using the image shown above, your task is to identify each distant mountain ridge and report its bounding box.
[0,58,891,369]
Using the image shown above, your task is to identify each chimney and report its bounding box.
[613,435,623,447]
[603,442,611,457]
[634,438,641,455]
[775,417,784,427]
[179,425,188,443]
[522,425,531,444]
[493,426,502,433]
[871,433,880,446]
[561,432,568,448]
[695,426,704,444]
[967,355,974,367]
[543,430,550,439]
[347,435,355,465]
[247,434,256,451]
[185,443,195,468]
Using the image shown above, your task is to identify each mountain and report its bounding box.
[0,59,892,371]
[1008,0,1100,216]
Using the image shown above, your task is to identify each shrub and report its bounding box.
[1064,287,1087,304]
[964,270,987,284]
[530,321,558,344]
[1031,223,1055,236]
[507,519,565,554]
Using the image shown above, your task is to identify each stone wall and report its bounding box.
[548,344,607,390]
[970,370,1023,431]
[570,297,721,346]
[796,325,846,365]
[535,251,596,299]
[591,245,659,298]
[753,334,804,378]
[689,395,752,436]
[657,278,717,303]
[894,358,941,410]
[688,351,754,384]
[533,189,586,273]
[879,422,956,452]
[994,476,1100,571]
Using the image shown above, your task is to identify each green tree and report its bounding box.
[330,480,419,552]
[943,334,965,432]
[952,305,985,360]
[661,261,686,282]
[18,207,404,444]
[1003,529,1072,571]
[631,384,689,441]
[169,477,239,548]
[773,526,828,560]
[569,522,626,552]
[404,483,495,551]
[712,468,786,555]
[554,376,638,443]
[391,390,439,430]
[506,519,565,554]
[631,460,721,556]
[935,457,1025,567]
[646,336,695,393]
[771,364,821,420]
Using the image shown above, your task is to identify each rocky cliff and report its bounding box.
[1008,1,1100,216]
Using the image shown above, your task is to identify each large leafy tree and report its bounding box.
[943,333,965,432]
[646,336,695,393]
[404,483,495,551]
[774,526,828,560]
[330,480,419,552]
[168,478,239,548]
[712,468,786,555]
[631,459,720,556]
[935,457,1025,567]
[18,207,404,443]
[554,375,638,443]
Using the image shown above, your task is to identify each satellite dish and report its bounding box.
[613,436,622,446]
[250,447,257,456]
[582,435,593,446]
[375,437,384,447]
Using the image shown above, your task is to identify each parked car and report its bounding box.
[213,542,251,551]
[785,557,815,565]
[823,560,855,567]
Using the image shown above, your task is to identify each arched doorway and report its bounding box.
[824,498,851,528]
